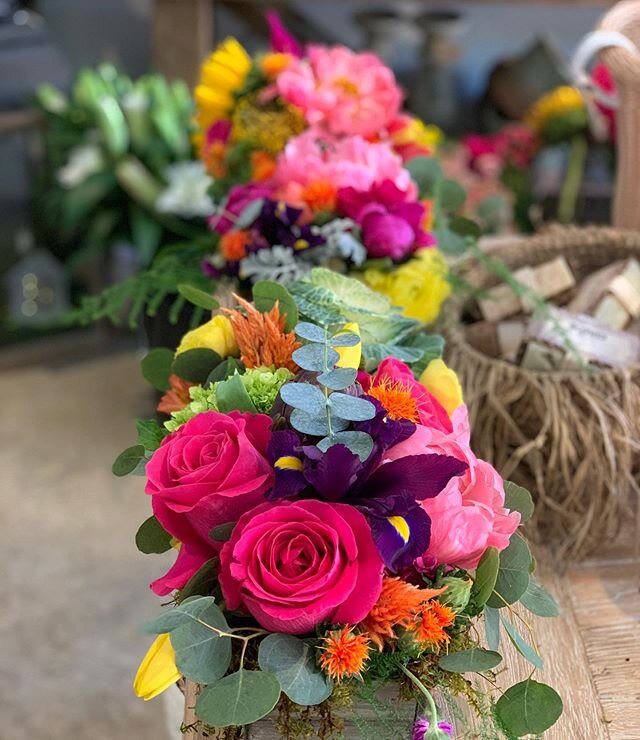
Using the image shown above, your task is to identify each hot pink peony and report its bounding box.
[385,406,520,569]
[276,45,402,138]
[219,499,384,634]
[146,410,273,595]
[273,131,416,205]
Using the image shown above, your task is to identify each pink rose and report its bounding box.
[219,499,384,634]
[146,411,273,595]
[386,406,520,569]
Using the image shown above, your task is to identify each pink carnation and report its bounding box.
[385,406,520,569]
[276,44,402,137]
[146,411,273,596]
[219,499,384,634]
[273,130,416,205]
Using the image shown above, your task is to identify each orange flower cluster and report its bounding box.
[367,378,420,423]
[410,600,456,649]
[220,230,249,261]
[223,296,300,373]
[302,180,338,213]
[319,627,370,681]
[157,375,194,414]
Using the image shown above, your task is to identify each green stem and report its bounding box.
[399,664,439,732]
[557,134,587,224]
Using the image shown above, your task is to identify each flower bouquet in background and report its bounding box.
[35,64,213,281]
[118,272,563,739]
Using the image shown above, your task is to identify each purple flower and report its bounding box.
[250,199,325,253]
[412,716,454,740]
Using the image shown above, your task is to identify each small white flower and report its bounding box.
[56,143,104,188]
[156,161,214,218]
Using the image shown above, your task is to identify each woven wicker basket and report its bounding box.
[444,226,640,560]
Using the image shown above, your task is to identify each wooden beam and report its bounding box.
[152,0,214,85]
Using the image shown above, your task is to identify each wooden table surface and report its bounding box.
[1,350,637,739]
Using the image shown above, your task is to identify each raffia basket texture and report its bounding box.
[444,227,640,561]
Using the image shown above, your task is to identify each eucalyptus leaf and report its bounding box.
[500,615,544,669]
[195,670,281,727]
[210,522,236,542]
[280,382,327,416]
[484,606,500,652]
[142,596,219,634]
[328,332,360,348]
[471,547,500,607]
[439,648,502,673]
[487,535,532,608]
[316,367,357,390]
[406,156,443,196]
[520,579,560,618]
[294,321,327,343]
[328,393,376,422]
[495,679,563,737]
[504,481,535,522]
[177,283,219,311]
[253,281,298,332]
[172,348,221,384]
[435,222,469,257]
[141,347,174,391]
[112,445,145,476]
[215,373,258,413]
[440,179,466,213]
[258,634,333,706]
[135,515,172,554]
[293,343,339,372]
[290,409,329,437]
[317,431,373,462]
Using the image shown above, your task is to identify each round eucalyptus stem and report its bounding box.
[558,134,587,224]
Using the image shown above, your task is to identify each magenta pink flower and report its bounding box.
[276,45,402,137]
[266,10,303,57]
[219,499,384,634]
[209,182,273,235]
[385,406,520,569]
[338,180,431,259]
[145,411,273,596]
[273,131,416,205]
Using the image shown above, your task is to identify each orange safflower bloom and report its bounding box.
[223,295,300,373]
[367,378,420,423]
[157,374,194,414]
[410,600,456,649]
[302,180,338,213]
[319,627,370,681]
[203,139,227,179]
[260,52,295,79]
[220,230,249,261]
[361,577,447,650]
[251,151,277,182]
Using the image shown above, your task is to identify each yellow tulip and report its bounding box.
[335,323,362,370]
[176,315,239,358]
[419,359,463,416]
[133,634,181,701]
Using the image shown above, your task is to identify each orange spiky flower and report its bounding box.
[223,295,300,373]
[157,375,194,414]
[410,600,456,650]
[220,230,249,261]
[302,180,338,213]
[367,379,420,423]
[360,577,447,650]
[318,627,370,681]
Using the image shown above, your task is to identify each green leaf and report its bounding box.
[294,321,327,343]
[215,373,258,413]
[130,204,163,267]
[280,382,327,415]
[449,216,481,240]
[405,334,445,376]
[169,599,232,683]
[293,343,339,372]
[328,332,360,348]
[484,606,500,651]
[177,558,218,603]
[142,596,219,633]
[440,179,466,213]
[406,156,443,197]
[195,670,281,727]
[136,419,167,452]
[504,481,535,522]
[172,348,221,383]
[304,268,392,315]
[112,445,145,476]
[487,535,532,608]
[495,679,563,737]
[206,357,244,386]
[253,280,298,332]
[435,222,469,257]
[500,615,543,669]
[290,409,348,437]
[472,547,500,607]
[258,634,333,706]
[141,347,174,391]
[520,579,560,618]
[177,283,219,311]
[316,367,357,390]
[210,522,235,542]
[439,648,502,673]
[328,393,376,422]
[135,516,172,554]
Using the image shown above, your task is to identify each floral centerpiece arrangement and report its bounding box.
[119,273,563,739]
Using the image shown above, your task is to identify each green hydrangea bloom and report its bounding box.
[241,366,293,413]
[165,384,218,432]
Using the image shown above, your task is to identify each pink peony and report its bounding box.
[146,411,273,596]
[360,358,452,432]
[219,499,384,634]
[276,45,402,138]
[273,131,416,205]
[209,182,273,235]
[338,180,433,259]
[385,406,520,569]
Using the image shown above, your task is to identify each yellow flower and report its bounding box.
[363,250,451,324]
[176,315,239,358]
[524,86,585,135]
[231,96,305,155]
[194,37,252,134]
[335,322,362,370]
[395,116,443,153]
[419,359,463,416]
[133,634,181,701]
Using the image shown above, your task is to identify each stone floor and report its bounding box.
[1,350,638,740]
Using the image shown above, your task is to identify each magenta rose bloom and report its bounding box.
[219,499,384,634]
[146,410,273,596]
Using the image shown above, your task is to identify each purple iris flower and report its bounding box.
[246,199,325,255]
